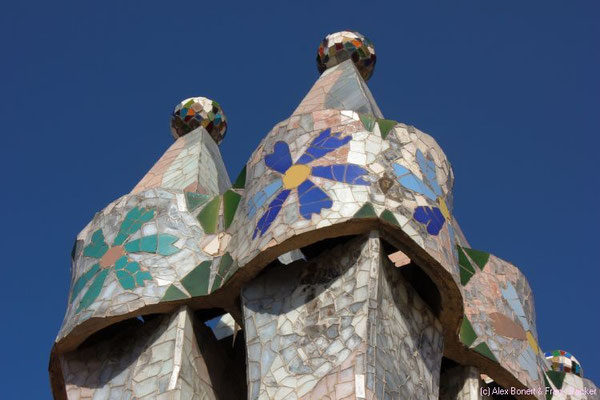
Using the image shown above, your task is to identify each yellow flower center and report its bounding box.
[282,165,311,189]
[437,197,451,220]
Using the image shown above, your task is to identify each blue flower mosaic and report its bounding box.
[70,207,181,313]
[249,128,370,238]
[392,150,452,236]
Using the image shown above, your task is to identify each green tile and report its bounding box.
[211,275,223,292]
[161,284,189,302]
[125,235,156,253]
[70,264,101,303]
[140,235,158,252]
[460,267,474,286]
[124,239,140,252]
[377,118,397,139]
[217,252,233,276]
[459,316,477,347]
[124,234,179,256]
[114,256,128,270]
[473,342,498,362]
[464,247,490,270]
[76,269,109,313]
[124,260,140,274]
[457,246,475,274]
[379,209,400,226]
[114,207,155,245]
[223,190,242,229]
[211,253,234,292]
[197,196,220,234]
[354,202,377,218]
[359,114,376,132]
[134,270,152,286]
[457,246,476,285]
[157,234,180,256]
[83,230,109,259]
[185,192,209,212]
[546,371,565,390]
[180,261,212,296]
[116,270,135,290]
[232,165,247,189]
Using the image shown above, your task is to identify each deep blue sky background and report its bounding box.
[1,1,598,397]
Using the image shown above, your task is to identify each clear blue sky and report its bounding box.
[1,1,598,397]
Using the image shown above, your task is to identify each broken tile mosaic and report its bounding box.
[50,30,598,400]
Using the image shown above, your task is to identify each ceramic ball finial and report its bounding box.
[170,97,227,144]
[316,31,376,81]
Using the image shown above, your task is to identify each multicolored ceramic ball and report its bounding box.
[170,97,227,144]
[317,31,376,81]
[544,350,583,377]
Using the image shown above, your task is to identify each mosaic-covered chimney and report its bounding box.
[49,31,598,400]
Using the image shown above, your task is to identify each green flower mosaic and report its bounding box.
[70,207,181,313]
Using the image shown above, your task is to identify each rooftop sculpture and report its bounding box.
[49,31,598,400]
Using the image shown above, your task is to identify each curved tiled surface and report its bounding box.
[52,58,597,400]
[227,109,458,279]
[460,252,546,390]
[58,189,219,340]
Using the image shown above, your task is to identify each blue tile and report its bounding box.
[297,179,333,219]
[341,164,370,185]
[296,129,352,164]
[501,282,529,330]
[416,150,442,197]
[253,190,291,238]
[518,346,539,380]
[310,165,335,180]
[265,142,293,173]
[247,179,282,217]
[393,164,437,201]
[413,206,445,235]
[312,164,370,185]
